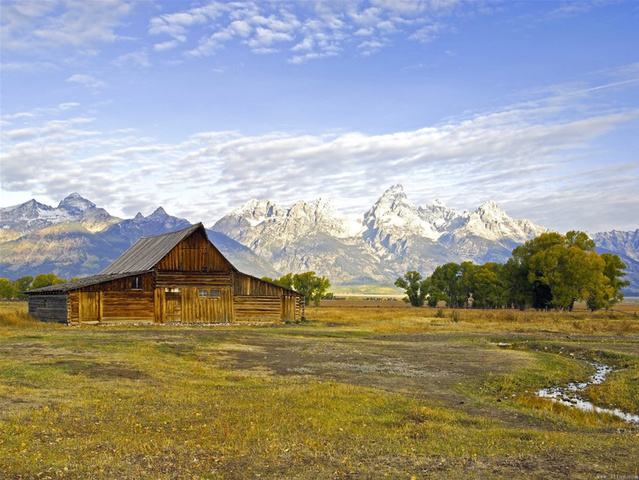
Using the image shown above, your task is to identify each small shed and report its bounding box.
[26,223,303,324]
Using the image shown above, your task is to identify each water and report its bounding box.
[537,362,639,424]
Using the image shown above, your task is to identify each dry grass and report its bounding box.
[1,301,638,479]
[306,303,639,335]
[0,301,43,328]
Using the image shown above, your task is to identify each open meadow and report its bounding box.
[1,300,638,479]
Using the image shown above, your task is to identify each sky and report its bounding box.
[1,0,638,233]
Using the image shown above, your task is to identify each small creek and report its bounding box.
[537,362,639,424]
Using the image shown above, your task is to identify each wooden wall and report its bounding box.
[232,272,302,322]
[28,295,68,323]
[234,295,282,322]
[155,271,231,288]
[156,230,233,272]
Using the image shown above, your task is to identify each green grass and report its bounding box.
[1,302,639,479]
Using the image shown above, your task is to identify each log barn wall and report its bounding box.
[28,295,68,323]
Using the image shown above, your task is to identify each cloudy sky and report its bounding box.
[1,0,638,232]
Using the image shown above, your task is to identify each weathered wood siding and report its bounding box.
[155,271,231,288]
[68,273,154,323]
[28,295,68,323]
[233,272,283,296]
[102,291,154,322]
[232,272,302,322]
[156,229,232,272]
[234,295,282,322]
[153,286,233,323]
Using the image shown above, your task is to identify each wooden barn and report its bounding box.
[25,223,303,325]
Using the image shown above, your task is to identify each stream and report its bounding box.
[537,362,639,424]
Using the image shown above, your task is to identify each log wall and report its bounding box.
[28,295,68,323]
[234,295,282,322]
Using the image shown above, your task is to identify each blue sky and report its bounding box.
[1,0,638,232]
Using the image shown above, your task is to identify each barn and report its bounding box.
[25,223,303,324]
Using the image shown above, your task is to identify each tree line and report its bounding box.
[395,231,629,311]
[261,271,331,306]
[0,274,66,299]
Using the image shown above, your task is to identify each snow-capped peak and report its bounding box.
[149,206,168,218]
[58,192,96,212]
[452,200,545,242]
[364,185,449,241]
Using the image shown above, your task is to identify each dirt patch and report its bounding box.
[45,360,147,380]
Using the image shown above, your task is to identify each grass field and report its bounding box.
[1,301,638,479]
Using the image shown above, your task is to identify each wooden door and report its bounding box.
[79,292,100,322]
[165,290,182,322]
[181,287,233,323]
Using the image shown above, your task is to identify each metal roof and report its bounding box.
[26,271,150,293]
[101,223,206,275]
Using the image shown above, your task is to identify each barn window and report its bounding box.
[131,276,141,290]
[198,289,208,298]
[209,288,220,298]
[165,288,180,293]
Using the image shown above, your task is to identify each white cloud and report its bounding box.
[2,86,638,231]
[149,0,474,63]
[66,74,106,91]
[1,0,134,51]
[113,49,150,68]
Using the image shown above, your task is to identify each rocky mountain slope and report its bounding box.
[1,188,636,294]
[212,184,549,284]
[0,196,276,280]
[593,229,639,296]
[0,193,119,242]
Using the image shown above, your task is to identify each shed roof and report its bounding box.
[26,271,150,293]
[101,223,212,275]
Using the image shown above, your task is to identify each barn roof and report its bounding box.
[26,271,150,293]
[101,223,211,275]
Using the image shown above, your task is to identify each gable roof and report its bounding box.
[101,223,222,275]
[26,271,150,294]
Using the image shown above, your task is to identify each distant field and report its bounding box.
[1,301,638,479]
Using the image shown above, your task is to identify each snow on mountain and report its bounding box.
[212,184,546,283]
[5,186,619,289]
[593,229,639,295]
[213,197,384,283]
[448,200,546,243]
[0,193,119,241]
[363,184,444,245]
[214,197,356,254]
[593,229,639,262]
[0,204,276,280]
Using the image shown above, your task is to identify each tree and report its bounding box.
[13,276,33,298]
[465,263,508,308]
[263,272,330,305]
[291,271,331,306]
[429,263,463,307]
[587,253,629,310]
[31,273,65,290]
[512,231,619,310]
[261,273,294,290]
[395,271,429,307]
[0,278,17,299]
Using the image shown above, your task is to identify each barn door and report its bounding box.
[180,287,232,323]
[79,292,100,322]
[165,289,182,322]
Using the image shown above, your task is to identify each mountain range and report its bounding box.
[1,186,637,295]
